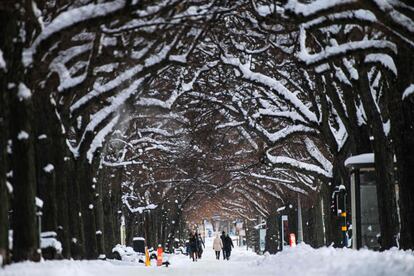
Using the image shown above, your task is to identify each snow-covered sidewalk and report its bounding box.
[2,243,414,276]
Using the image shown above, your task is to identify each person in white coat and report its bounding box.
[213,234,223,260]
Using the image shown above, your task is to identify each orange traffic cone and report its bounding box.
[157,245,163,266]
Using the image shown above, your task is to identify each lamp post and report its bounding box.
[297,194,303,244]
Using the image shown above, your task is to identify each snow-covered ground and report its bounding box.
[2,237,414,276]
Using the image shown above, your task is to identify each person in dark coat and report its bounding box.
[189,232,198,261]
[197,233,205,258]
[223,234,234,260]
[220,231,226,260]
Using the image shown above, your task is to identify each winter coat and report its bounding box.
[198,236,205,250]
[189,235,198,251]
[223,236,234,251]
[213,237,223,251]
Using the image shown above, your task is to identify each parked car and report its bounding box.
[111,237,169,266]
[40,231,62,260]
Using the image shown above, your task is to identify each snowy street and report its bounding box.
[2,237,414,276]
[2,0,414,274]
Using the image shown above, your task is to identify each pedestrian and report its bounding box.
[220,231,226,260]
[197,233,205,259]
[189,232,198,262]
[213,234,223,260]
[223,234,234,260]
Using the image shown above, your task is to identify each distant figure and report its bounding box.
[213,234,223,260]
[189,232,198,261]
[223,234,234,260]
[220,231,226,260]
[197,233,205,258]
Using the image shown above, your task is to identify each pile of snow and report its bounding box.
[1,243,413,276]
[40,231,62,254]
[253,243,414,276]
[1,260,116,276]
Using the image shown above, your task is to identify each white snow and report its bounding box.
[365,54,397,75]
[43,164,55,173]
[23,0,126,66]
[6,181,13,193]
[284,0,356,17]
[402,84,414,100]
[17,83,32,100]
[2,241,414,276]
[17,131,29,140]
[124,203,157,214]
[344,153,374,167]
[89,204,94,210]
[35,197,44,208]
[86,115,120,163]
[266,151,332,178]
[0,49,6,71]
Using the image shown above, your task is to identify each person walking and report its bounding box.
[189,232,198,262]
[223,234,234,260]
[197,233,205,259]
[213,234,223,260]
[220,231,226,260]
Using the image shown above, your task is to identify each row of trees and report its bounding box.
[1,0,413,265]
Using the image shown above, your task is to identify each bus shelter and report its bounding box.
[345,153,381,250]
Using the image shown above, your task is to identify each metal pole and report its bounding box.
[297,194,304,243]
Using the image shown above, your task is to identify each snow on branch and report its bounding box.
[0,49,6,71]
[71,77,146,157]
[87,115,120,163]
[302,9,377,29]
[364,53,397,75]
[284,0,357,17]
[298,26,397,65]
[221,54,318,123]
[124,202,157,214]
[402,84,414,100]
[23,0,126,66]
[304,138,332,174]
[266,151,332,178]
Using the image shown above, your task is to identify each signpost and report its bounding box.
[259,228,266,253]
[281,215,288,250]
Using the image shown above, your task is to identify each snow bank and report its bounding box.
[254,244,414,276]
[1,260,116,276]
[2,244,413,276]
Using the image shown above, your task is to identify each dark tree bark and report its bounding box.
[358,67,399,249]
[390,46,414,249]
[67,157,85,259]
[0,48,9,266]
[265,209,279,253]
[94,173,105,257]
[33,88,57,236]
[0,4,39,262]
[75,158,98,259]
[54,137,71,258]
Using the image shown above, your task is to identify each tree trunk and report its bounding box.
[265,209,279,253]
[358,68,399,249]
[76,158,98,259]
[66,157,84,259]
[33,91,57,237]
[0,5,39,262]
[0,56,9,265]
[95,175,105,258]
[390,46,414,249]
